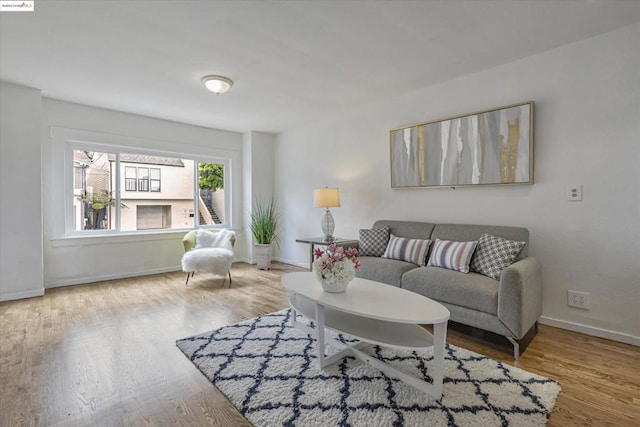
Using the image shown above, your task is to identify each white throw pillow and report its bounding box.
[195,229,235,251]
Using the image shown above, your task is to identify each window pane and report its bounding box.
[74,167,84,190]
[198,162,225,225]
[137,167,149,192]
[73,150,115,231]
[150,168,161,192]
[119,155,194,231]
[125,166,137,191]
[69,149,230,234]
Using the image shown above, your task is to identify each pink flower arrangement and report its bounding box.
[312,244,360,284]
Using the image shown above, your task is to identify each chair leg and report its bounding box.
[185,271,194,285]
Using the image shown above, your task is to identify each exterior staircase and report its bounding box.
[198,196,221,225]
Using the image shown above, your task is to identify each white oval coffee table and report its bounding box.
[282,271,450,399]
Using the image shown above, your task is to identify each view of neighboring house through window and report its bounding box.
[150,168,161,192]
[73,150,116,231]
[125,166,162,193]
[198,162,225,226]
[137,167,149,191]
[72,148,227,233]
[124,166,137,191]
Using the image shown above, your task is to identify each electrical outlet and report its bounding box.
[568,290,590,309]
[566,185,582,201]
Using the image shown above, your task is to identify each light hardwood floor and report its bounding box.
[1,262,638,426]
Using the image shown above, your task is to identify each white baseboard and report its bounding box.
[0,288,45,302]
[272,257,308,269]
[45,266,182,289]
[45,257,252,289]
[539,316,639,346]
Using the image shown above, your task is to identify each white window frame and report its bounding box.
[65,141,232,236]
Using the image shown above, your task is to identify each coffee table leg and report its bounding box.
[289,294,298,328]
[315,303,326,367]
[432,321,448,399]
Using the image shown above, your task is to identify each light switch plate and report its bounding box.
[566,185,582,201]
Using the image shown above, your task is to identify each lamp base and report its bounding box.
[321,209,335,242]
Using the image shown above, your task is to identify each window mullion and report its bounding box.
[115,153,121,231]
[194,161,199,228]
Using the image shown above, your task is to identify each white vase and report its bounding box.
[320,277,351,293]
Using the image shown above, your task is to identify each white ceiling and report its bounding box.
[1,0,639,134]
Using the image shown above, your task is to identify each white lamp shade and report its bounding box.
[201,75,233,94]
[313,187,340,208]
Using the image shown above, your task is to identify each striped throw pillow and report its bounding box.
[427,239,478,273]
[382,234,432,266]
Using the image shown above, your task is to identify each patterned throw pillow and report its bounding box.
[382,234,432,266]
[470,233,526,280]
[427,239,478,273]
[358,226,390,257]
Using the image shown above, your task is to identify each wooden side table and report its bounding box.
[296,237,359,270]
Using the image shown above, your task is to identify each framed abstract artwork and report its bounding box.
[390,102,534,188]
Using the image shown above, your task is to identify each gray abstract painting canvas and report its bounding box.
[390,102,533,188]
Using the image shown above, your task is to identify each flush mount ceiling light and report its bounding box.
[201,75,233,95]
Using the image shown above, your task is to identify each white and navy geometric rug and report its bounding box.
[177,309,561,427]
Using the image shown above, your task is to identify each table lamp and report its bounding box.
[313,187,340,242]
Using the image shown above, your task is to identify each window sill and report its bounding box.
[50,229,220,247]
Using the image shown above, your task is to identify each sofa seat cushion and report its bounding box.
[401,267,499,315]
[356,256,417,287]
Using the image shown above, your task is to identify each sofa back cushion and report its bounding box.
[372,220,435,240]
[431,224,529,259]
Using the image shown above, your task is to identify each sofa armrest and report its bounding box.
[497,257,543,339]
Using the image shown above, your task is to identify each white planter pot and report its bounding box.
[255,244,272,270]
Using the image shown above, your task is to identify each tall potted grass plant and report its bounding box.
[249,196,280,270]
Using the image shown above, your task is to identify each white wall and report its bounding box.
[0,82,44,301]
[242,131,276,262]
[274,24,640,344]
[42,99,244,287]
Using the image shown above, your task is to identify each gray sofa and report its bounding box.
[356,220,543,360]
